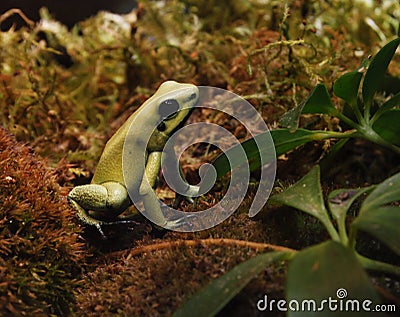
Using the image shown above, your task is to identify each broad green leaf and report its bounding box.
[269,166,327,219]
[362,37,400,109]
[352,171,400,255]
[302,83,338,116]
[203,132,275,181]
[279,102,304,129]
[372,91,400,120]
[173,251,291,317]
[372,109,400,146]
[333,71,363,107]
[280,84,338,129]
[328,187,374,222]
[353,206,400,256]
[269,166,338,241]
[209,129,346,181]
[272,129,330,156]
[361,171,400,210]
[328,187,374,245]
[287,241,381,317]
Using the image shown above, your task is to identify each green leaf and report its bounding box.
[372,109,400,146]
[328,187,374,222]
[280,84,338,129]
[279,102,304,129]
[270,166,328,221]
[372,91,400,122]
[269,166,339,240]
[203,132,275,181]
[287,241,380,317]
[208,129,346,182]
[302,83,338,115]
[173,251,291,317]
[272,129,327,156]
[362,37,400,110]
[361,171,400,210]
[353,206,400,256]
[333,70,363,107]
[352,171,400,255]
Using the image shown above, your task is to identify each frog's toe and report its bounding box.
[164,214,197,230]
[173,194,194,208]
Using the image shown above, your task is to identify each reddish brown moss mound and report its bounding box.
[74,242,284,316]
[0,127,84,316]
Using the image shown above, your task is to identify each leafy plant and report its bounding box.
[205,37,400,181]
[174,166,400,316]
[280,37,400,152]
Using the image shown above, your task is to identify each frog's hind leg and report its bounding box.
[67,197,108,238]
[69,198,139,238]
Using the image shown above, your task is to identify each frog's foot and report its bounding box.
[80,216,141,239]
[74,211,108,239]
[174,184,201,208]
[174,193,195,207]
[74,207,109,239]
[163,213,197,230]
[68,196,116,239]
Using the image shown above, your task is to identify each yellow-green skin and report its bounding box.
[68,81,199,232]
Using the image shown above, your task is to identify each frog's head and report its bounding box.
[147,81,199,150]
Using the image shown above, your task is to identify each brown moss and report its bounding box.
[0,127,85,316]
[1,2,399,315]
[72,200,292,316]
[74,240,286,316]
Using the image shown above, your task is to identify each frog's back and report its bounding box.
[91,129,125,185]
[91,112,141,185]
[90,81,197,186]
[90,85,161,186]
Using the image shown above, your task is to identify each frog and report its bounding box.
[68,81,200,235]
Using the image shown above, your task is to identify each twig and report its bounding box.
[125,238,296,260]
[0,9,35,28]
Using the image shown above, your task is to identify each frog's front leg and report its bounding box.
[140,182,191,229]
[139,151,167,226]
[68,182,130,230]
[139,151,191,229]
[162,149,200,205]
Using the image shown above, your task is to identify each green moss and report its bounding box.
[1,0,398,168]
[0,1,399,315]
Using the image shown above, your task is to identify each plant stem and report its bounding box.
[337,216,349,246]
[364,100,372,124]
[357,253,400,276]
[357,124,400,155]
[335,112,360,129]
[333,113,400,155]
[311,129,358,142]
[350,100,365,124]
[320,216,341,242]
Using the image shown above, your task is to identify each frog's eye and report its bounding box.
[158,99,180,120]
[157,121,166,131]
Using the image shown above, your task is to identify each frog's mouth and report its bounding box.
[164,94,198,135]
[177,92,199,127]
[173,107,196,132]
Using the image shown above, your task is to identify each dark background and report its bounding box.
[0,0,137,29]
